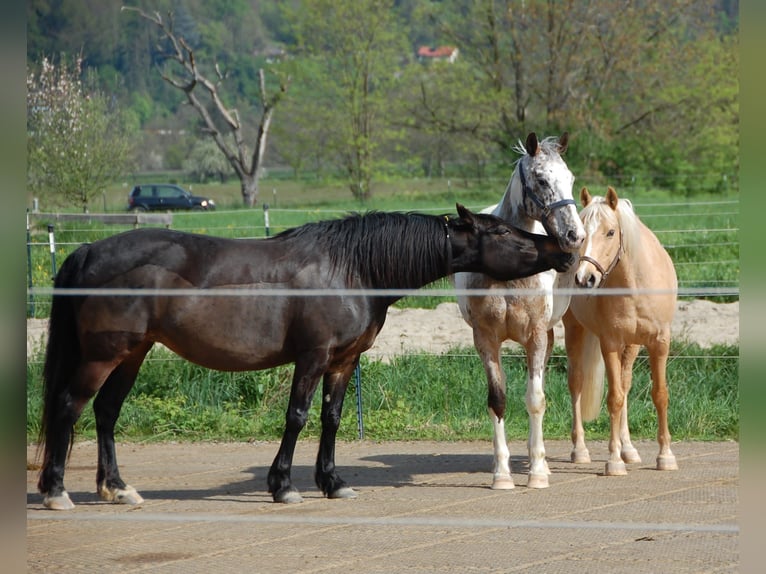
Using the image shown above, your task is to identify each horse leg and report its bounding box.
[38,389,89,510]
[268,352,328,503]
[94,343,152,505]
[563,310,590,464]
[476,333,513,490]
[603,349,628,476]
[39,360,118,510]
[618,344,642,465]
[525,330,551,488]
[315,364,358,499]
[648,342,678,471]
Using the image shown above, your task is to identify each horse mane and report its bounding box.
[274,211,449,287]
[580,195,642,256]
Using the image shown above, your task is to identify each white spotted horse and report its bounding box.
[455,133,586,490]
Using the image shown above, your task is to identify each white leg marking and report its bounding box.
[490,410,514,489]
[526,367,549,488]
[43,491,75,511]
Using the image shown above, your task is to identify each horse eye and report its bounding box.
[607,229,616,238]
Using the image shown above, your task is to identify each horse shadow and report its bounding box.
[27,453,538,507]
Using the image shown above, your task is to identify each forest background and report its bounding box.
[26,0,739,209]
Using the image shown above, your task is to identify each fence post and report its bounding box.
[354,363,364,440]
[263,203,270,237]
[26,211,35,317]
[47,223,57,280]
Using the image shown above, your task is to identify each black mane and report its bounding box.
[275,211,449,288]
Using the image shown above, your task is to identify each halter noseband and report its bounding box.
[578,229,623,287]
[518,162,576,218]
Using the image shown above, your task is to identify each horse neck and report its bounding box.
[496,167,540,232]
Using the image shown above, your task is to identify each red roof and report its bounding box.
[417,46,457,58]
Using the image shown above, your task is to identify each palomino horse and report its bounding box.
[37,204,574,510]
[455,133,586,489]
[563,186,678,476]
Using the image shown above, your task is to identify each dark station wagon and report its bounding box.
[127,183,216,212]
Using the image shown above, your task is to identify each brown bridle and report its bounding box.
[578,229,623,287]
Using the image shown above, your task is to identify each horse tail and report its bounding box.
[579,329,605,422]
[37,244,88,462]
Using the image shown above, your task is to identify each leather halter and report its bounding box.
[443,216,453,275]
[518,162,576,219]
[578,229,623,287]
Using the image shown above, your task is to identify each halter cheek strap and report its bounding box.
[519,163,576,218]
[578,230,623,287]
[443,216,453,275]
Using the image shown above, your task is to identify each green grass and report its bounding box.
[26,340,738,444]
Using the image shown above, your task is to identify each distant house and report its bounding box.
[416,46,459,63]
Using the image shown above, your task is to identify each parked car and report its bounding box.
[127,184,216,212]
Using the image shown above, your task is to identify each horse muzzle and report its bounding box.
[552,252,576,273]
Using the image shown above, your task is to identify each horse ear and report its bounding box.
[526,132,539,156]
[580,186,591,207]
[558,132,569,154]
[456,203,474,224]
[606,186,619,211]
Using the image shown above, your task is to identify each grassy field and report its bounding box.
[26,340,739,444]
[25,175,739,444]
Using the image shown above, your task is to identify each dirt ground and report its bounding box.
[26,299,738,360]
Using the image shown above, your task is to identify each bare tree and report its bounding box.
[122,6,289,207]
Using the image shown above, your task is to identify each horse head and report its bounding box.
[450,203,574,281]
[574,186,623,289]
[516,132,585,253]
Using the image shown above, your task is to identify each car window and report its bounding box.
[158,186,180,198]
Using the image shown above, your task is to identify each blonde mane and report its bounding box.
[580,195,642,256]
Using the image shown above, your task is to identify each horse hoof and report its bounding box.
[491,475,515,490]
[43,492,75,511]
[621,447,642,464]
[99,484,144,505]
[657,454,679,471]
[604,460,628,476]
[526,473,549,489]
[115,486,144,505]
[274,489,303,504]
[328,487,358,500]
[570,449,591,464]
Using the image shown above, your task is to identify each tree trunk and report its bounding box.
[241,174,259,207]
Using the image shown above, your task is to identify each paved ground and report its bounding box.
[27,439,738,573]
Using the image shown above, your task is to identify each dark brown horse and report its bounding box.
[37,204,573,509]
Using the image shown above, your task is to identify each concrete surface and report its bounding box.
[27,439,738,573]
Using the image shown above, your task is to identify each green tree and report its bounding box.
[27,54,137,212]
[406,0,738,191]
[288,0,409,200]
[183,138,234,183]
